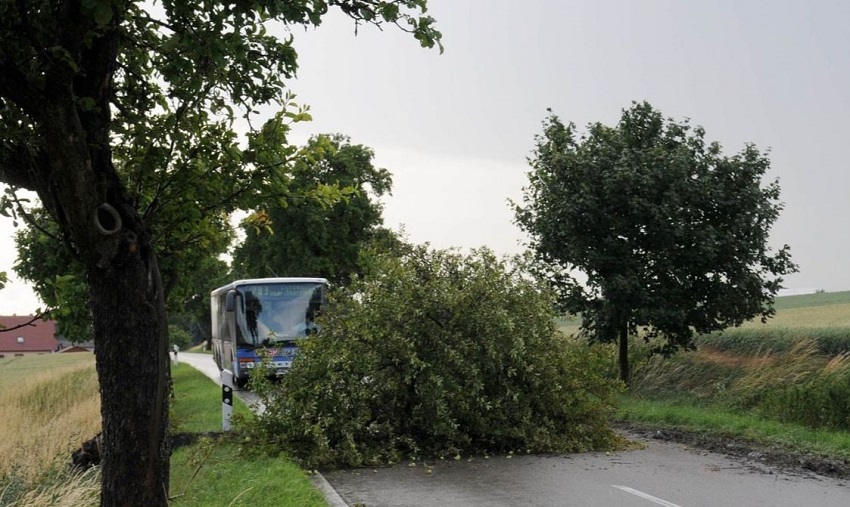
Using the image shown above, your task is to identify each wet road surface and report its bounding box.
[323,440,850,506]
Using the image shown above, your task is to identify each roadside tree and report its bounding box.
[513,102,797,385]
[0,1,441,505]
[231,134,394,285]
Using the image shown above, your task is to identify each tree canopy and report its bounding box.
[0,1,441,505]
[231,133,394,285]
[513,102,797,384]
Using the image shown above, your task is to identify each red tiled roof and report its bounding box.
[0,316,58,353]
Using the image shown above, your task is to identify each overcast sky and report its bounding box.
[1,0,848,314]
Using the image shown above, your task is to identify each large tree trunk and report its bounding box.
[52,170,172,505]
[36,90,171,506]
[39,172,172,506]
[88,240,171,506]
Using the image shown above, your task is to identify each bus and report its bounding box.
[211,277,328,388]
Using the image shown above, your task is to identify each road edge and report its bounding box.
[312,472,349,507]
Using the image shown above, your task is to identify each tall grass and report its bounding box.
[0,354,100,507]
[0,466,99,507]
[0,354,100,481]
[758,353,850,430]
[1,356,327,507]
[631,336,850,432]
[697,327,850,356]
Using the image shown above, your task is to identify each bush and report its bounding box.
[245,246,622,468]
[168,325,193,350]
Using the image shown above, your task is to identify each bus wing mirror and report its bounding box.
[225,290,238,312]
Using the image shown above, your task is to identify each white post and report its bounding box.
[221,369,233,431]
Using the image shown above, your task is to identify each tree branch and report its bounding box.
[0,141,38,190]
[0,312,50,333]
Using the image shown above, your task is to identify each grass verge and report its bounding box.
[616,395,850,459]
[169,364,328,507]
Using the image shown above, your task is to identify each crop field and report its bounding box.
[772,290,850,311]
[698,291,850,356]
[742,290,850,329]
[0,353,100,479]
[0,353,100,506]
[559,291,850,355]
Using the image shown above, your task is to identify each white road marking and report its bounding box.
[613,485,683,507]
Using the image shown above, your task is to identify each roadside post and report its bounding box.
[221,369,233,431]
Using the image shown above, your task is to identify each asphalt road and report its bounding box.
[180,352,850,506]
[324,441,850,507]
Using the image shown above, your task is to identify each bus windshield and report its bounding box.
[234,282,324,346]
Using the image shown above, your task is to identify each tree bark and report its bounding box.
[88,238,171,506]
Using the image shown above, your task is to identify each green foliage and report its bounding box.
[244,246,622,469]
[11,213,90,341]
[168,325,193,350]
[13,210,229,343]
[231,134,395,285]
[513,102,797,383]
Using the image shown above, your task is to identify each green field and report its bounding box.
[773,290,850,311]
[558,290,850,334]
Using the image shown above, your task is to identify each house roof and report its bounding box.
[0,316,58,353]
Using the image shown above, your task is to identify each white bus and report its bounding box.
[211,277,328,388]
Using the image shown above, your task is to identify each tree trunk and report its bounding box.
[618,324,630,386]
[36,103,172,505]
[88,240,170,506]
[38,100,170,507]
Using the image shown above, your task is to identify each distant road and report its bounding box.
[179,352,850,506]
